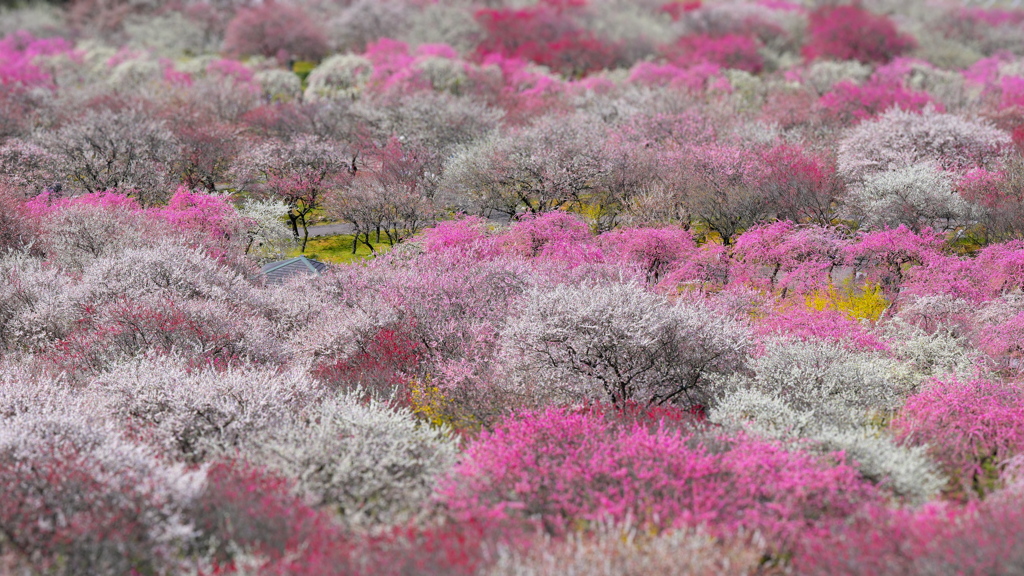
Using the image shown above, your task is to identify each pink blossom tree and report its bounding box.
[233,135,355,252]
[0,413,204,574]
[662,34,764,74]
[597,226,696,284]
[474,1,620,78]
[757,144,844,226]
[164,111,241,193]
[960,162,1024,241]
[0,31,70,90]
[731,221,847,297]
[796,499,1024,576]
[222,1,329,62]
[818,79,936,126]
[844,225,943,304]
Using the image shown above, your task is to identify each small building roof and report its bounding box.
[259,256,328,285]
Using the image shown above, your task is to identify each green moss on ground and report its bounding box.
[288,234,392,264]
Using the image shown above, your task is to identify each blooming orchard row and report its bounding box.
[2,0,1024,574]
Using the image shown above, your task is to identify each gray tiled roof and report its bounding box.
[259,256,328,285]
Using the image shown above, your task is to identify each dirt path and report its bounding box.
[306,222,355,237]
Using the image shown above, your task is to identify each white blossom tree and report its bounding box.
[837,106,1011,183]
[846,162,975,232]
[6,107,178,205]
[442,114,609,219]
[498,282,751,407]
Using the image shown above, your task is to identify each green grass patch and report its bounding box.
[946,225,988,256]
[288,234,392,264]
[292,60,317,87]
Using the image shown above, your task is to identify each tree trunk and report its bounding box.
[298,213,309,253]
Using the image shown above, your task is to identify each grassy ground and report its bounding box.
[287,234,392,264]
[292,60,317,88]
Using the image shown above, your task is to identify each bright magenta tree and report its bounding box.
[804,4,915,64]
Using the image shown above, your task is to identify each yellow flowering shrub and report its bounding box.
[805,282,888,322]
[410,379,452,429]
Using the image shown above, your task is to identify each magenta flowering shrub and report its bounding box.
[804,5,915,65]
[757,144,844,225]
[474,1,620,79]
[664,34,764,74]
[627,60,727,93]
[893,378,1024,497]
[439,408,880,546]
[903,251,1005,305]
[499,211,593,258]
[653,240,731,293]
[418,216,495,257]
[153,189,238,240]
[358,42,475,98]
[25,190,141,215]
[0,31,70,90]
[475,51,570,122]
[819,80,936,125]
